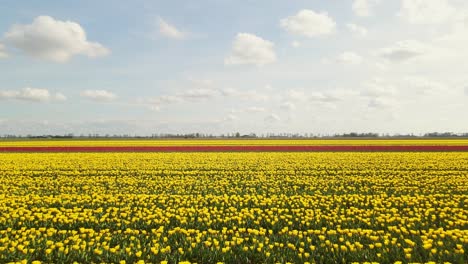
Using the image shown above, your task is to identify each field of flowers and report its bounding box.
[2,139,468,153]
[0,151,467,263]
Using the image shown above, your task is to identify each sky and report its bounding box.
[1,0,468,136]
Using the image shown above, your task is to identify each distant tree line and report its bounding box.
[2,132,468,139]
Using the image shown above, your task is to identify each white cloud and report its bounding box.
[245,106,266,113]
[353,0,380,17]
[187,77,214,87]
[291,41,301,48]
[346,23,368,36]
[361,78,398,98]
[228,109,242,114]
[53,93,67,101]
[280,9,336,37]
[432,21,468,59]
[241,91,270,101]
[0,90,17,99]
[148,105,161,111]
[80,90,117,102]
[158,17,186,39]
[378,40,428,62]
[333,51,363,65]
[223,114,238,122]
[180,88,218,101]
[221,88,270,101]
[144,88,219,111]
[147,95,183,107]
[145,95,183,111]
[4,16,109,62]
[280,101,296,111]
[359,78,399,109]
[228,106,267,115]
[265,113,280,122]
[14,88,51,102]
[286,89,307,102]
[0,87,66,102]
[403,76,448,95]
[399,0,455,25]
[309,92,342,102]
[225,33,276,66]
[368,97,397,108]
[283,89,351,111]
[0,43,8,58]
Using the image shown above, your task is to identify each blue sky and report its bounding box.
[1,0,468,135]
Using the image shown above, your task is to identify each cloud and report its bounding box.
[3,16,109,62]
[425,23,468,63]
[144,88,219,111]
[403,76,448,95]
[80,90,117,102]
[147,95,183,106]
[148,105,161,111]
[346,23,368,36]
[399,0,455,25]
[245,106,266,113]
[239,90,270,101]
[223,114,238,122]
[54,93,67,101]
[180,88,218,101]
[221,88,270,101]
[225,33,276,66]
[286,89,307,102]
[265,113,280,122]
[187,77,214,87]
[284,89,351,110]
[0,43,8,58]
[229,106,267,115]
[0,87,66,102]
[291,41,301,48]
[145,95,181,110]
[309,92,342,102]
[330,51,363,65]
[303,90,348,110]
[353,0,380,17]
[359,78,399,109]
[158,17,186,39]
[368,97,397,108]
[0,90,17,99]
[148,79,217,106]
[280,9,336,37]
[378,40,428,62]
[360,78,397,98]
[280,101,296,111]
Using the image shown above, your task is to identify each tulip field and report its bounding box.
[0,140,467,263]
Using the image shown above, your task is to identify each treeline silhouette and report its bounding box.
[1,132,468,139]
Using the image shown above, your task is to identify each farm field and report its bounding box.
[0,151,467,263]
[2,139,468,153]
